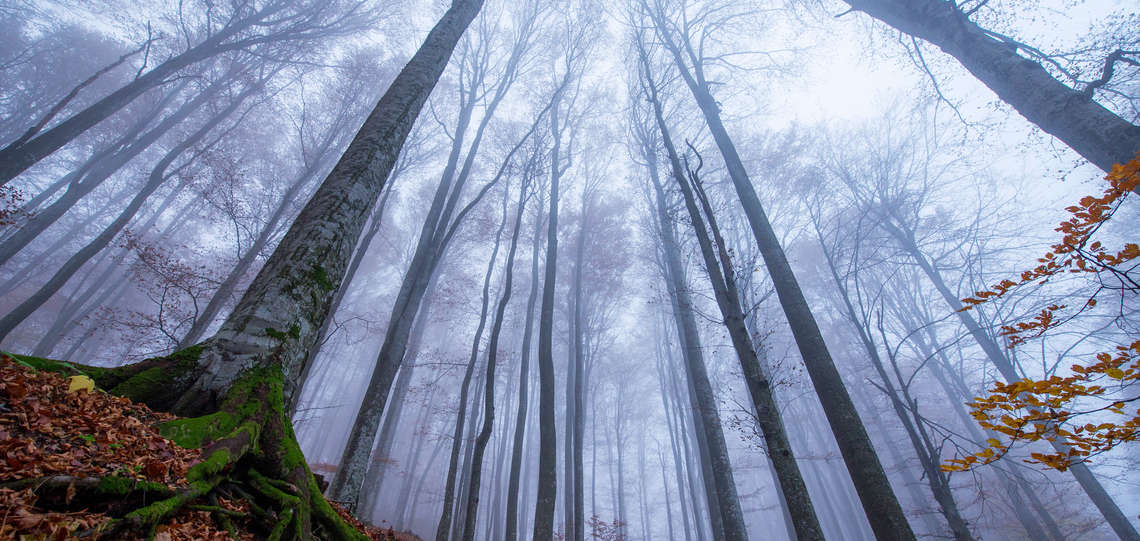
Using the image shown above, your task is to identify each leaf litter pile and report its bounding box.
[0,354,401,540]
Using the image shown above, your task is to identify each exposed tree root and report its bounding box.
[5,348,371,540]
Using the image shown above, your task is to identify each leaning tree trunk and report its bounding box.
[0,77,220,269]
[645,146,749,539]
[810,218,976,541]
[0,11,274,185]
[837,0,1140,174]
[0,79,261,343]
[11,3,487,539]
[328,29,539,503]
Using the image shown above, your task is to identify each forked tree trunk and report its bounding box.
[644,144,748,540]
[640,48,824,540]
[645,6,915,538]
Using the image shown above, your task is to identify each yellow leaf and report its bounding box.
[68,375,94,394]
[985,438,1001,447]
[1106,368,1125,380]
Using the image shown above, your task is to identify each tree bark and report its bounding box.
[32,5,491,538]
[435,183,509,541]
[883,220,1138,541]
[640,47,824,539]
[812,221,975,540]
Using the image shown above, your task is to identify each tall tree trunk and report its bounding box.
[613,391,627,539]
[646,7,915,538]
[24,3,485,539]
[640,49,824,540]
[435,186,509,541]
[656,350,695,541]
[569,191,588,541]
[812,223,975,540]
[532,88,564,541]
[664,330,713,541]
[837,0,1140,173]
[646,145,748,540]
[659,444,678,541]
[505,196,545,541]
[329,39,547,504]
[461,174,531,541]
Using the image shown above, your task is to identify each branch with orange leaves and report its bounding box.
[942,152,1140,473]
[942,339,1140,472]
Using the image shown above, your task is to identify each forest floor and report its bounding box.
[0,353,417,540]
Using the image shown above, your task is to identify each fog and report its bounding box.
[1,0,1138,540]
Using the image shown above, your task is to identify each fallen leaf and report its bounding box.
[67,375,94,394]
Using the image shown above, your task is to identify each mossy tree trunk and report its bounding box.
[8,1,485,538]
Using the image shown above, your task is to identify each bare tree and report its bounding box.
[0,0,376,184]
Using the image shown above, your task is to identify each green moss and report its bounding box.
[121,479,212,526]
[188,448,232,483]
[164,345,204,371]
[3,351,107,380]
[265,327,288,341]
[309,265,335,291]
[309,475,369,540]
[95,476,168,496]
[159,411,238,449]
[265,324,301,342]
[108,366,166,400]
[106,345,203,403]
